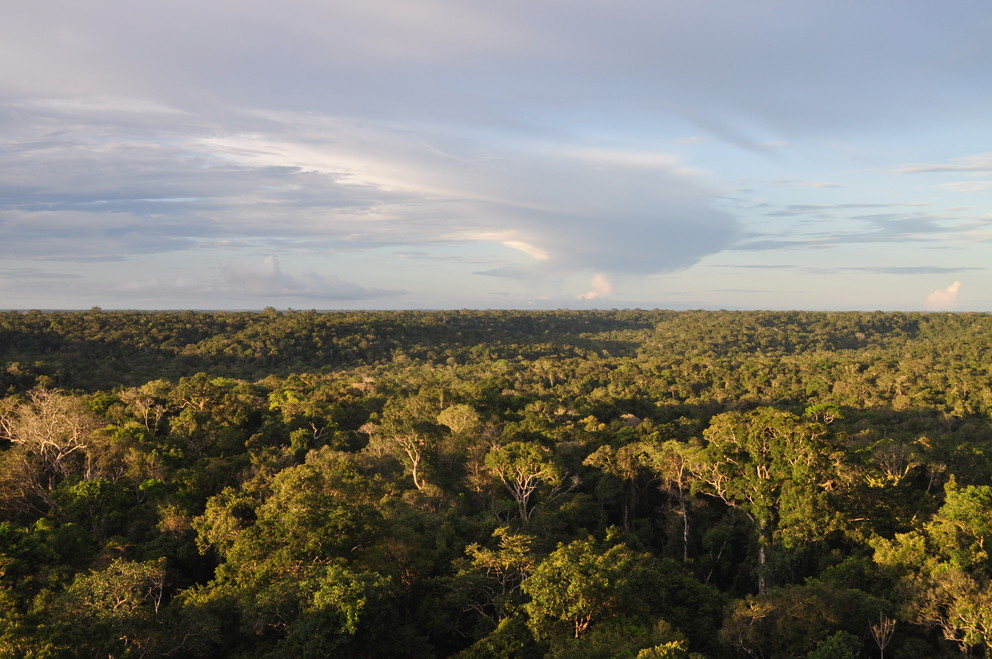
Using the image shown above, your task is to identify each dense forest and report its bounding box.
[1,308,992,657]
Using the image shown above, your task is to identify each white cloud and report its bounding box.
[501,240,551,261]
[219,257,401,301]
[926,281,961,310]
[577,274,613,300]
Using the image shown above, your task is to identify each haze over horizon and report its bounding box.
[2,2,990,311]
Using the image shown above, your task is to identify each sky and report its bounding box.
[2,1,991,311]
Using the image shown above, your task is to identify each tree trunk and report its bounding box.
[757,522,771,594]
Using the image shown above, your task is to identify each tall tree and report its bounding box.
[485,442,562,522]
[689,407,839,592]
[365,395,444,492]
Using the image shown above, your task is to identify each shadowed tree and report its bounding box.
[639,440,697,562]
[874,479,992,653]
[54,558,168,656]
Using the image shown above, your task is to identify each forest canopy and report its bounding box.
[0,308,991,657]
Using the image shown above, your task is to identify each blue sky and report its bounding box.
[2,1,990,310]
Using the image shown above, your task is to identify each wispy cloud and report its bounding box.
[107,257,403,304]
[764,203,922,218]
[0,98,741,284]
[893,154,992,174]
[771,179,845,189]
[939,181,992,192]
[720,264,982,276]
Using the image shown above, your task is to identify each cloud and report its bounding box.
[121,277,210,296]
[893,155,992,195]
[735,206,982,253]
[471,149,739,276]
[721,265,982,276]
[500,240,551,262]
[3,2,992,309]
[893,154,992,174]
[926,281,961,310]
[771,179,844,189]
[85,257,404,305]
[577,274,613,300]
[1,94,740,285]
[847,267,981,276]
[5,2,990,153]
[764,203,912,218]
[0,268,83,280]
[939,181,992,192]
[219,257,401,301]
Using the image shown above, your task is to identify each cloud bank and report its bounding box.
[0,98,739,293]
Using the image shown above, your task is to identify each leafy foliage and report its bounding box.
[0,309,991,655]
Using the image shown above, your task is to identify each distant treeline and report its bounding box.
[0,308,982,390]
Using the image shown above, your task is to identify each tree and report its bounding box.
[689,408,839,592]
[274,562,404,657]
[118,379,171,435]
[873,480,992,653]
[638,440,696,562]
[436,404,481,436]
[453,527,535,623]
[365,395,444,491]
[0,389,103,485]
[56,558,168,656]
[521,537,721,653]
[522,538,651,640]
[0,390,111,515]
[719,582,881,658]
[869,612,896,659]
[583,442,648,534]
[485,442,562,522]
[189,458,399,655]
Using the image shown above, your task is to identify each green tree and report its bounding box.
[54,558,168,656]
[583,441,648,534]
[638,440,696,562]
[453,527,535,624]
[690,408,839,591]
[719,582,881,658]
[873,479,992,653]
[366,395,444,491]
[486,442,563,522]
[522,538,651,640]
